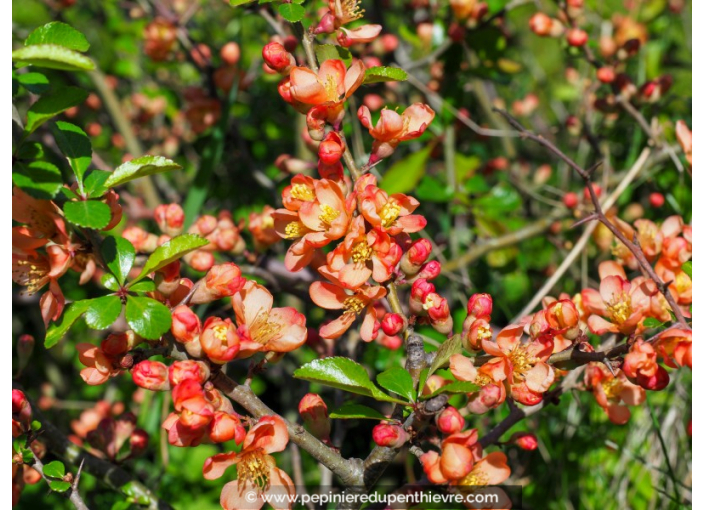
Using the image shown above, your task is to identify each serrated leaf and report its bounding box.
[329,403,391,421]
[63,200,111,229]
[427,334,462,380]
[315,44,352,66]
[13,45,95,72]
[24,86,88,135]
[278,3,305,22]
[16,72,50,94]
[129,280,156,293]
[45,300,92,348]
[51,121,92,184]
[682,261,692,278]
[363,66,408,85]
[643,317,663,328]
[104,155,182,188]
[377,366,415,402]
[83,170,111,198]
[421,380,481,400]
[294,357,405,404]
[84,296,123,330]
[12,161,63,200]
[101,237,135,285]
[25,22,90,52]
[49,480,72,493]
[125,297,172,340]
[43,460,65,479]
[379,143,433,194]
[101,274,120,291]
[131,234,208,283]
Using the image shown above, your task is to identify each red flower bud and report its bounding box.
[381,313,406,336]
[171,305,202,343]
[649,192,665,208]
[129,429,149,457]
[467,293,492,319]
[220,42,241,66]
[208,412,246,443]
[299,393,331,441]
[401,238,432,276]
[191,263,246,304]
[529,13,553,37]
[566,28,588,47]
[436,406,464,435]
[563,191,579,208]
[372,422,409,448]
[509,432,539,450]
[410,278,435,315]
[262,42,296,75]
[417,260,441,280]
[596,66,616,84]
[169,360,210,386]
[132,361,170,391]
[318,132,345,165]
[154,204,185,236]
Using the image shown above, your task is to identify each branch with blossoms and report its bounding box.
[12,0,692,509]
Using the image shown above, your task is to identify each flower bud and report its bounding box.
[381,313,406,336]
[425,293,453,335]
[410,278,435,316]
[129,429,149,457]
[467,293,492,319]
[508,432,539,450]
[16,334,34,374]
[123,226,158,253]
[209,412,246,443]
[312,12,337,35]
[184,250,215,272]
[566,28,588,47]
[400,238,432,276]
[636,367,670,391]
[132,361,170,391]
[154,204,185,236]
[372,422,409,448]
[101,331,138,356]
[563,191,579,208]
[529,13,553,36]
[467,384,503,414]
[649,192,665,208]
[318,132,345,165]
[463,317,492,352]
[190,263,246,304]
[596,66,616,84]
[220,42,240,66]
[169,360,210,386]
[171,305,202,346]
[299,393,331,442]
[200,317,240,364]
[436,406,464,435]
[262,42,296,75]
[416,260,441,281]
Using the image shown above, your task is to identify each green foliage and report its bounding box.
[42,460,66,479]
[51,121,92,185]
[315,44,352,65]
[294,357,406,404]
[104,155,182,188]
[426,334,462,380]
[45,300,93,348]
[12,160,63,199]
[421,380,481,399]
[101,237,136,286]
[377,366,416,402]
[379,143,434,194]
[84,296,123,330]
[25,21,90,51]
[63,200,112,229]
[363,66,408,84]
[277,3,305,22]
[329,403,390,421]
[23,86,88,135]
[125,296,172,340]
[130,234,209,283]
[12,44,95,71]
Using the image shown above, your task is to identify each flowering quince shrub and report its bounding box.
[12,1,691,509]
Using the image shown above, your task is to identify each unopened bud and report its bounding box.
[262,42,296,75]
[318,132,345,165]
[436,406,464,435]
[400,238,432,276]
[508,432,538,450]
[154,204,185,236]
[169,360,210,386]
[467,293,492,319]
[566,28,588,47]
[209,412,246,443]
[16,334,34,373]
[299,393,331,441]
[381,313,406,336]
[132,360,171,391]
[191,263,246,304]
[372,422,409,448]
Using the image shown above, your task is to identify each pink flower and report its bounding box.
[309,280,386,341]
[357,103,435,162]
[358,174,427,235]
[420,429,481,484]
[586,364,645,425]
[233,281,307,358]
[203,416,295,510]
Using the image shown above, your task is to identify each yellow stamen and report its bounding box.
[343,296,365,314]
[214,325,229,345]
[606,293,632,325]
[379,201,400,229]
[508,345,536,378]
[351,241,373,264]
[237,450,270,490]
[285,221,304,239]
[458,468,489,487]
[601,377,622,400]
[290,184,314,201]
[250,311,283,345]
[318,205,340,226]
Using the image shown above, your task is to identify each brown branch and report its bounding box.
[493,108,689,328]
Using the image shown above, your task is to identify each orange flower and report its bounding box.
[203,416,295,510]
[232,281,307,358]
[480,324,555,406]
[656,328,692,369]
[453,452,512,509]
[248,206,280,251]
[309,280,386,341]
[318,216,402,289]
[449,354,507,414]
[420,429,482,484]
[357,103,435,163]
[585,364,645,424]
[357,174,427,235]
[622,338,669,390]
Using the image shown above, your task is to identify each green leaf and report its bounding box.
[13,45,95,72]
[45,300,92,348]
[379,143,433,194]
[16,72,50,94]
[101,274,120,291]
[25,22,90,52]
[474,184,521,218]
[363,66,408,84]
[315,44,352,66]
[24,86,88,135]
[329,403,390,421]
[31,420,42,431]
[42,460,66,479]
[229,0,255,4]
[421,380,481,400]
[427,334,462,380]
[277,3,306,22]
[83,170,111,198]
[125,297,172,340]
[84,296,123,330]
[294,357,406,404]
[63,200,111,229]
[12,161,63,200]
[104,155,182,189]
[129,280,156,293]
[682,261,692,278]
[101,237,135,285]
[131,234,208,283]
[51,121,92,184]
[643,317,663,328]
[377,366,415,402]
[49,480,72,493]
